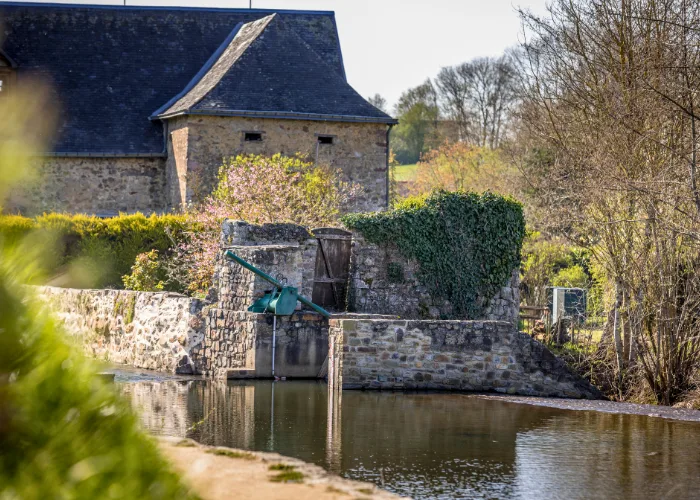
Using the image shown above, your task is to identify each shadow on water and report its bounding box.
[118,373,700,499]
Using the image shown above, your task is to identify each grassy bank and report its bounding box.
[393,163,419,182]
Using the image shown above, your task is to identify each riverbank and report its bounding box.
[158,437,403,500]
[473,394,700,423]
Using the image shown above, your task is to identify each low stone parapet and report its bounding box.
[38,286,329,379]
[328,318,602,399]
[38,286,205,374]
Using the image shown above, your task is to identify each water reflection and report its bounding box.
[119,377,700,499]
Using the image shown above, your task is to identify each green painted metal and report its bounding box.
[269,286,298,316]
[224,250,331,318]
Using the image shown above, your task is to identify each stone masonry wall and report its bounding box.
[191,311,328,379]
[211,220,318,309]
[41,221,326,378]
[40,285,328,379]
[39,286,205,373]
[169,115,389,212]
[165,116,190,209]
[347,234,520,323]
[328,318,602,399]
[8,156,166,216]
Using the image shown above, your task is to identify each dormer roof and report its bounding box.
[152,14,395,125]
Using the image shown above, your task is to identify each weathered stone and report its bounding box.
[166,116,389,213]
[328,318,603,399]
[9,157,166,216]
[345,235,520,324]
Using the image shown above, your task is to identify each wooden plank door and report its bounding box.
[311,228,352,310]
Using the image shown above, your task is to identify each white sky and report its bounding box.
[8,0,550,108]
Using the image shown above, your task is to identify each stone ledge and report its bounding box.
[159,437,403,500]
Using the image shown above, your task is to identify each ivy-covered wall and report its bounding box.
[347,234,520,322]
[342,191,525,321]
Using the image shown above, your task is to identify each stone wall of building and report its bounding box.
[328,318,602,399]
[346,234,520,323]
[167,115,389,212]
[8,156,167,216]
[165,116,190,209]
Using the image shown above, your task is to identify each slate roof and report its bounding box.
[0,2,393,156]
[153,14,396,125]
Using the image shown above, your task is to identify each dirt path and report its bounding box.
[159,437,404,500]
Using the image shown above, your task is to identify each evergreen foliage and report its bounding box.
[342,190,525,318]
[0,213,185,289]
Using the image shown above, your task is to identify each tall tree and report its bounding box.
[517,0,700,404]
[367,93,388,114]
[391,80,441,164]
[436,56,517,148]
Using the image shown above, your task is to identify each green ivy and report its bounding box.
[342,190,525,318]
[387,262,405,284]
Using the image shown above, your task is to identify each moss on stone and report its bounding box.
[124,295,136,325]
[113,298,124,316]
[268,464,296,471]
[206,448,255,460]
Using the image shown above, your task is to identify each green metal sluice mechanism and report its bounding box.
[224,250,331,318]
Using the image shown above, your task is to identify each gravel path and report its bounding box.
[471,394,700,423]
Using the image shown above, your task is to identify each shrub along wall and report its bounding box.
[342,190,525,319]
[0,213,186,288]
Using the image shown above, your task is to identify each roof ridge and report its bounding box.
[0,2,335,16]
[151,14,276,120]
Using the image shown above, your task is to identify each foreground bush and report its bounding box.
[0,244,195,498]
[0,213,186,289]
[0,81,194,499]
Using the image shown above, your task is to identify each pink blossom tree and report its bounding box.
[171,154,360,295]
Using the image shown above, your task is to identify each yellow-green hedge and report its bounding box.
[0,213,186,289]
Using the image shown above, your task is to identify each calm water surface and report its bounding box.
[117,371,700,499]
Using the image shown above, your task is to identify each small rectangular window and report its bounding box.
[244,132,263,142]
[317,135,334,145]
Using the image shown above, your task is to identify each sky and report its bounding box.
[9,0,550,110]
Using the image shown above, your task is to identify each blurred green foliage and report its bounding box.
[0,213,186,289]
[0,241,196,499]
[0,81,195,499]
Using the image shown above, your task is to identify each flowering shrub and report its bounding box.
[171,154,360,295]
[122,249,165,292]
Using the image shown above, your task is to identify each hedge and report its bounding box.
[0,213,186,289]
[341,190,526,319]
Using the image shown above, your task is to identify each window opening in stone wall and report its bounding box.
[317,135,334,145]
[244,132,263,142]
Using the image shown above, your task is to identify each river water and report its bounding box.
[117,370,700,499]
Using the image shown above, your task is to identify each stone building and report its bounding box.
[0,3,396,215]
